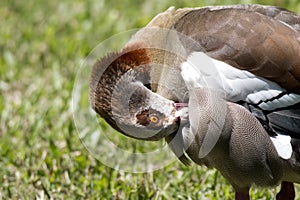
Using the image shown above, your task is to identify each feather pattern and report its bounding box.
[181,51,300,158]
[173,5,300,94]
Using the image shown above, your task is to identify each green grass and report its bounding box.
[1,0,300,199]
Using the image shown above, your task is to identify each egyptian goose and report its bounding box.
[89,4,300,200]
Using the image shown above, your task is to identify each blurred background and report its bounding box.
[1,0,300,199]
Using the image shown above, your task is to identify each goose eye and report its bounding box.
[149,115,159,124]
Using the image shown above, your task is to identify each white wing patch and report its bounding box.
[181,61,204,89]
[181,51,300,111]
[181,52,229,93]
[270,134,293,159]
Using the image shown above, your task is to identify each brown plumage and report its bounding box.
[173,6,300,93]
[90,46,151,132]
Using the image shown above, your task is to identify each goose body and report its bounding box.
[90,4,300,200]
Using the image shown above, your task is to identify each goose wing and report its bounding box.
[173,4,300,94]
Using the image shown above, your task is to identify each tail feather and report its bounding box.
[268,103,300,138]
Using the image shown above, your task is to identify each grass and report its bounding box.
[1,0,300,199]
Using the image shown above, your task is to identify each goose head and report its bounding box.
[89,46,187,141]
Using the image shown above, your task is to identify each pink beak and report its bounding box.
[174,103,188,111]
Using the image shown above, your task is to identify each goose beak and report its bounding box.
[174,103,188,110]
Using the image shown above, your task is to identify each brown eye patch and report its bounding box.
[136,109,150,126]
